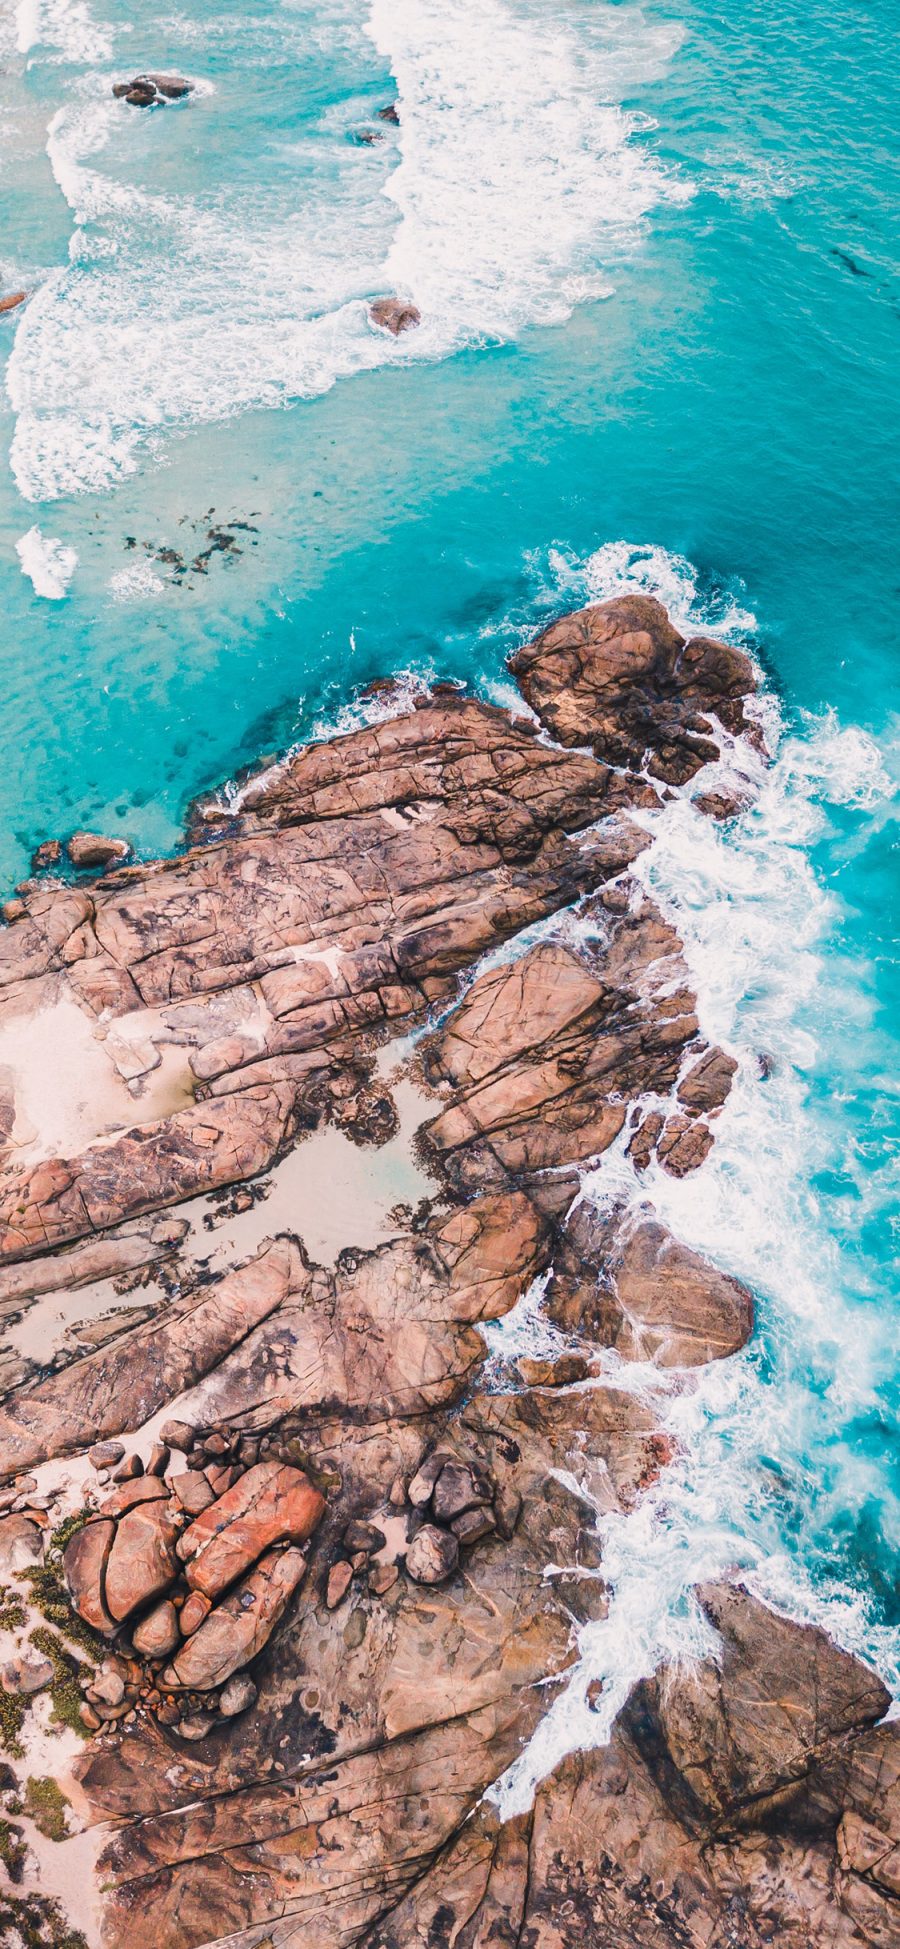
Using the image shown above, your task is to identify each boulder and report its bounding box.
[112,73,193,107]
[406,1524,459,1585]
[104,1502,179,1624]
[66,831,131,869]
[0,1512,43,1576]
[1,1652,53,1695]
[131,1599,180,1658]
[370,296,421,335]
[31,839,62,871]
[509,593,755,783]
[64,1518,116,1635]
[162,1547,308,1691]
[431,1461,491,1523]
[218,1673,257,1717]
[0,292,26,316]
[179,1461,325,1599]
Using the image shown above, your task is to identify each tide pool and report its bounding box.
[0,0,898,1747]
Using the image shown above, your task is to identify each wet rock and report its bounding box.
[515,1352,589,1388]
[162,1546,308,1691]
[408,1447,457,1508]
[66,831,132,870]
[326,1561,353,1609]
[104,1501,180,1624]
[551,1208,754,1368]
[369,1562,398,1596]
[624,1580,892,1826]
[451,1506,496,1547]
[406,1523,459,1585]
[0,291,26,316]
[377,102,400,123]
[218,1673,257,1717]
[510,592,755,784]
[113,73,193,107]
[131,1600,180,1659]
[179,1461,325,1600]
[343,1519,386,1555]
[657,1112,714,1175]
[175,1711,216,1741]
[677,1043,738,1114]
[370,296,421,334]
[31,839,62,872]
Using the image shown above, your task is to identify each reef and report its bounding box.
[0,594,894,1947]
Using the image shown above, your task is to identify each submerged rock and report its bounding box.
[66,830,131,869]
[370,296,421,334]
[112,73,193,108]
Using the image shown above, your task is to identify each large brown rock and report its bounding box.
[510,592,755,783]
[549,1203,753,1366]
[162,1545,308,1691]
[180,1461,325,1598]
[422,905,699,1198]
[623,1580,892,1828]
[104,1501,180,1624]
[63,1518,116,1635]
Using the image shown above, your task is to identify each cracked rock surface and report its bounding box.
[0,595,893,1948]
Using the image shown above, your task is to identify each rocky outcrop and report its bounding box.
[0,593,892,1949]
[112,74,193,107]
[66,831,131,869]
[510,591,756,783]
[370,297,421,334]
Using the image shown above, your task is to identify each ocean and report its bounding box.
[1,0,898,1790]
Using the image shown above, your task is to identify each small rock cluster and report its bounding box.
[324,1447,521,1606]
[112,73,193,108]
[63,1424,324,1741]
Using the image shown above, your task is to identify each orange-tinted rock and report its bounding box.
[162,1547,308,1691]
[64,1519,116,1636]
[104,1503,179,1624]
[510,593,754,784]
[67,831,131,869]
[180,1461,325,1600]
[132,1600,180,1658]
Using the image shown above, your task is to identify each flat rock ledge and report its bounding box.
[0,594,893,1949]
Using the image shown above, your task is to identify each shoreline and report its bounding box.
[0,594,895,1947]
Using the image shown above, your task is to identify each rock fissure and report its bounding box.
[0,596,892,1948]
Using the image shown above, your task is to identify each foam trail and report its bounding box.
[488,540,900,1816]
[15,525,77,597]
[15,0,112,61]
[8,0,686,499]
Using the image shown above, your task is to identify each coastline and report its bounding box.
[0,593,894,1946]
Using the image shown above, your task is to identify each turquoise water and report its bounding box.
[1,0,898,1732]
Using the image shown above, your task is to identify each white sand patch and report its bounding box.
[0,988,196,1167]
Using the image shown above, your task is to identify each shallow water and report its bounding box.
[1,0,898,1781]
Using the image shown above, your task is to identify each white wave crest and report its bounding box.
[489,540,900,1816]
[7,0,686,500]
[15,524,77,597]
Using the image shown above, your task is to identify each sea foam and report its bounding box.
[15,524,77,597]
[7,0,686,500]
[486,540,900,1815]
